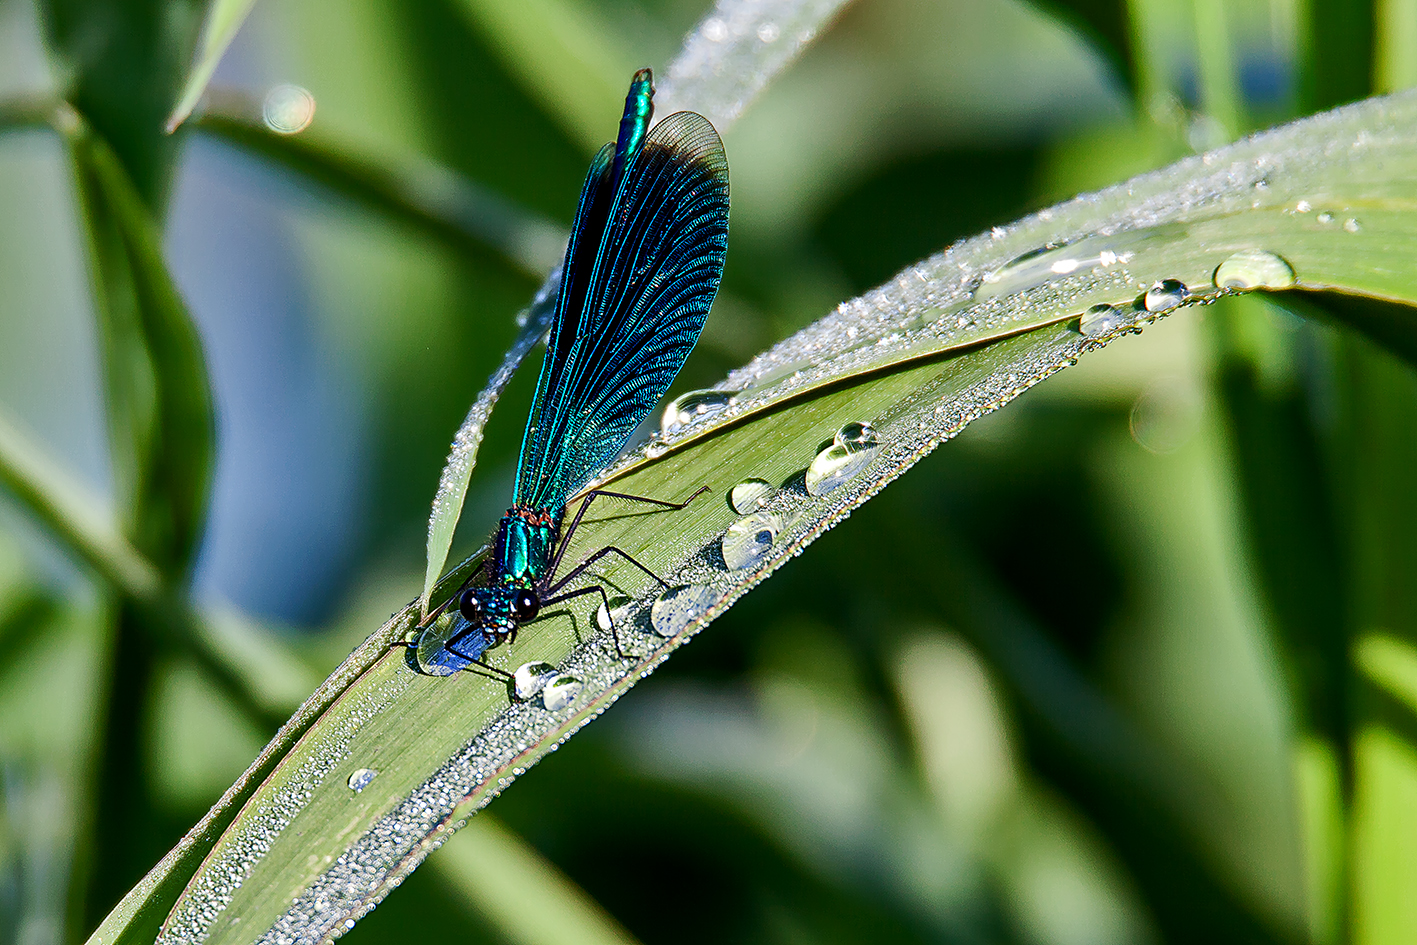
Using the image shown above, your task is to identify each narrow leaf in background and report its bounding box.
[62,107,214,575]
[167,0,262,131]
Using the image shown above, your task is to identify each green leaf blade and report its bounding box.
[64,110,216,576]
[167,0,262,132]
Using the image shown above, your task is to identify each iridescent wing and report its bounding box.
[514,110,730,511]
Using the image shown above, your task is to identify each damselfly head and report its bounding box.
[459,583,540,641]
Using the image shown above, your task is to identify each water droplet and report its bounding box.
[1144,279,1188,313]
[650,584,718,638]
[1295,200,1312,213]
[729,479,775,514]
[1317,211,1334,224]
[1344,218,1361,233]
[1078,303,1123,337]
[722,512,782,571]
[835,421,879,452]
[593,595,633,635]
[347,768,378,793]
[806,422,882,496]
[263,84,316,134]
[542,674,582,711]
[661,389,734,435]
[645,439,669,459]
[514,662,558,700]
[1212,249,1296,290]
[757,21,780,42]
[974,237,1134,301]
[703,17,728,41]
[1130,378,1201,454]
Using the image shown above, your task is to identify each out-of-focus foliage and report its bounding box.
[0,0,1414,944]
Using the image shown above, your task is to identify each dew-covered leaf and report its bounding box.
[82,606,419,945]
[148,90,1417,945]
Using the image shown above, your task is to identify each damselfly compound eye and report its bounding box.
[459,589,484,624]
[512,589,540,621]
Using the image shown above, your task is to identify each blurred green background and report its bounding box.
[2,0,1416,942]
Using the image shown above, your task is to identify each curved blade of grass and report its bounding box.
[656,0,854,126]
[0,94,58,134]
[166,0,262,132]
[0,406,160,600]
[148,90,1417,945]
[421,0,850,613]
[83,604,421,945]
[61,105,215,575]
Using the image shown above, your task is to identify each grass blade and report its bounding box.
[0,407,160,601]
[61,105,215,576]
[81,604,421,945]
[657,0,854,126]
[166,0,262,132]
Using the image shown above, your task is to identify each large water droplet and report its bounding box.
[1344,218,1361,233]
[1316,211,1334,224]
[1144,279,1188,313]
[263,84,316,134]
[756,21,780,42]
[514,661,558,700]
[729,478,775,514]
[347,768,378,793]
[806,422,881,496]
[661,390,734,435]
[542,674,582,711]
[1212,250,1296,290]
[722,512,782,571]
[974,237,1135,301]
[650,584,718,638]
[1079,303,1123,337]
[835,421,879,452]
